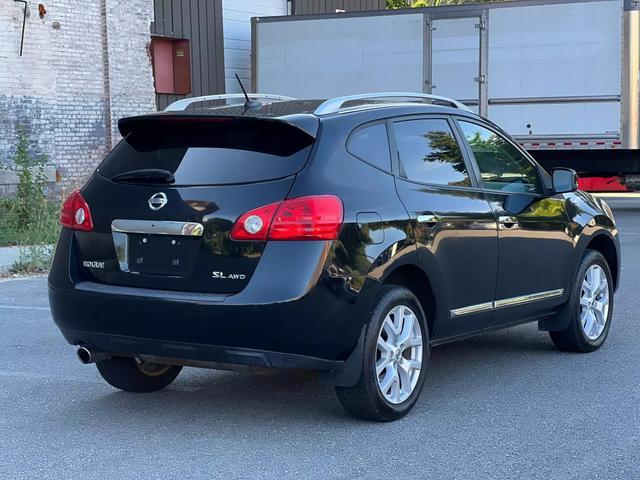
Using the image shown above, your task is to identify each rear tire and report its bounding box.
[549,250,613,353]
[335,285,430,422]
[96,357,182,393]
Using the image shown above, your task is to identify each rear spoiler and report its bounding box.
[117,112,319,138]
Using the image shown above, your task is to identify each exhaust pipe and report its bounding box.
[76,346,110,364]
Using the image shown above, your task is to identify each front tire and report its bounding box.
[335,286,430,422]
[96,357,182,393]
[549,250,614,353]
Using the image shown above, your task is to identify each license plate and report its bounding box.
[128,234,189,275]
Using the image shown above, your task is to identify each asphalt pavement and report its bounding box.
[1,196,639,479]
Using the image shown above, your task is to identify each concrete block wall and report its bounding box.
[0,0,156,189]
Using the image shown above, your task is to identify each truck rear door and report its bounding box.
[430,16,483,114]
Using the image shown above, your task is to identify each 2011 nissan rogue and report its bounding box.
[48,93,620,421]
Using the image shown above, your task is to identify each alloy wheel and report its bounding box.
[135,358,172,377]
[375,305,423,404]
[579,264,610,341]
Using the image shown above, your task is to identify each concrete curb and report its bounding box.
[0,167,57,185]
[0,246,21,274]
[0,245,53,274]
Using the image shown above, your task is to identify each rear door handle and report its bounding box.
[498,216,518,228]
[417,213,440,226]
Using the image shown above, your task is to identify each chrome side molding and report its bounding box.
[493,289,564,309]
[450,302,494,317]
[450,288,565,318]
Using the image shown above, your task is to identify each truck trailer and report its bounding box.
[252,0,640,190]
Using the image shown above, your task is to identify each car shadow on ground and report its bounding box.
[61,324,564,427]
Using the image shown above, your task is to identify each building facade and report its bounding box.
[0,0,384,189]
[0,0,156,186]
[292,0,385,15]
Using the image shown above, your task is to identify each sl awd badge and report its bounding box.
[148,192,168,211]
[212,271,246,280]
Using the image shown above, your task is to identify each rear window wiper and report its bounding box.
[110,169,175,184]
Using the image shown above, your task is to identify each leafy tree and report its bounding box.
[424,131,467,175]
[0,125,59,253]
[12,125,47,229]
[387,0,501,7]
[386,0,411,8]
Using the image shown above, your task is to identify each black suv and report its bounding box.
[49,93,620,421]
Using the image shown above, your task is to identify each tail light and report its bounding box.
[60,190,93,232]
[231,195,343,241]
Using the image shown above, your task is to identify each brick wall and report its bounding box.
[0,0,155,188]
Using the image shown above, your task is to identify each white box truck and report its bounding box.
[252,0,640,189]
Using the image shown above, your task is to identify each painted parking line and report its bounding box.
[0,370,105,385]
[0,274,47,283]
[0,369,203,392]
[0,305,50,311]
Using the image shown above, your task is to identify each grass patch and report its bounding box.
[0,198,60,248]
[10,244,55,274]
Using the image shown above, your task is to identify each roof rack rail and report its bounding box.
[164,93,296,112]
[313,92,472,116]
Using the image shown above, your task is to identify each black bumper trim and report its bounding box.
[66,330,344,371]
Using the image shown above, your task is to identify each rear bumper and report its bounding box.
[60,330,345,371]
[48,229,378,372]
[48,280,371,362]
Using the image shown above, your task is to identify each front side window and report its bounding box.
[393,119,471,187]
[458,121,541,194]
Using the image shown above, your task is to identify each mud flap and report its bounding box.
[329,324,368,387]
[538,298,573,332]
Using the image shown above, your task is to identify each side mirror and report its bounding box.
[552,168,578,194]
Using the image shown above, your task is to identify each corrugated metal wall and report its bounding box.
[293,0,385,15]
[223,1,288,94]
[151,0,226,111]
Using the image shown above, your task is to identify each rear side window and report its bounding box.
[347,123,392,172]
[393,119,471,187]
[98,119,314,185]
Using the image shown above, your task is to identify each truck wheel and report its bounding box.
[549,250,614,353]
[96,357,182,393]
[335,286,429,422]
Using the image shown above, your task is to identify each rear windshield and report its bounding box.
[98,119,314,185]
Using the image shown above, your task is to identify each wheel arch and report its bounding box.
[538,239,620,336]
[381,264,437,338]
[585,233,619,290]
[542,228,620,333]
[576,228,620,291]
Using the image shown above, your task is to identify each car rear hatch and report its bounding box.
[73,114,317,294]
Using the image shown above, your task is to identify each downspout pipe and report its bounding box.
[14,0,27,56]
